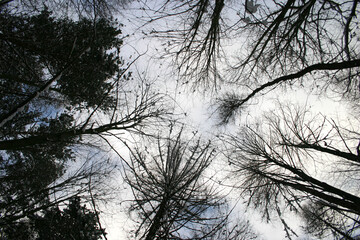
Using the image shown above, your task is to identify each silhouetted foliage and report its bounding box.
[3,197,105,240]
[0,0,126,18]
[0,9,123,113]
[0,8,164,237]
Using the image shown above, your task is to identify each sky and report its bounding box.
[90,1,359,239]
[1,1,359,239]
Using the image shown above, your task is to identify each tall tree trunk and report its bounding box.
[145,198,168,240]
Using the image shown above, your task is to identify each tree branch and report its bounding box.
[237,59,360,107]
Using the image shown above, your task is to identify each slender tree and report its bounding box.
[224,105,360,239]
[123,128,230,239]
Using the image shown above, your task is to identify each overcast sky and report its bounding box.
[98,1,357,239]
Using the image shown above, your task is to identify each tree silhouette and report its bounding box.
[0,8,165,235]
[3,197,106,240]
[224,105,360,239]
[124,128,229,239]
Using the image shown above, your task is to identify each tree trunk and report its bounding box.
[145,198,168,240]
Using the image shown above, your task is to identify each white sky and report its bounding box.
[97,1,358,239]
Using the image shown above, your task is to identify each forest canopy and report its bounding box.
[1,0,359,239]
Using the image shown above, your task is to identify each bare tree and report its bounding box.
[215,0,360,121]
[131,0,360,110]
[122,127,232,239]
[124,0,226,88]
[224,105,360,239]
[302,200,360,240]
